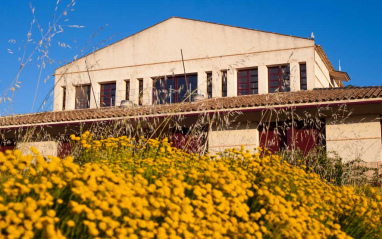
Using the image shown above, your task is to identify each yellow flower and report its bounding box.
[111,206,122,217]
[47,209,56,217]
[0,135,380,239]
[98,221,107,231]
[67,220,75,227]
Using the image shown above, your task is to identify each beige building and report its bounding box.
[0,17,381,167]
[53,17,348,110]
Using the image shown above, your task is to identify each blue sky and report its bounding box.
[0,0,381,115]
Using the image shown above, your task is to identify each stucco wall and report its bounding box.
[314,50,333,88]
[53,18,332,111]
[326,115,382,163]
[54,48,317,111]
[17,141,58,157]
[208,122,258,154]
[55,18,314,74]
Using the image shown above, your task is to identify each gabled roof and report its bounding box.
[315,45,350,86]
[56,17,313,71]
[315,45,335,71]
[1,86,382,128]
[172,17,312,40]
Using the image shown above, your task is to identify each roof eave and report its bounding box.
[330,71,350,82]
[1,98,381,130]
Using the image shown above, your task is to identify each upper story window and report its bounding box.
[268,65,290,93]
[222,71,227,97]
[153,74,197,104]
[207,72,212,99]
[138,79,143,105]
[125,80,130,100]
[237,68,258,95]
[62,87,66,110]
[100,83,116,107]
[75,85,91,109]
[300,63,307,90]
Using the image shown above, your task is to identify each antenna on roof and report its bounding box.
[311,32,315,39]
[339,59,341,71]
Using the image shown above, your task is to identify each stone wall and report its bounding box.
[326,115,382,163]
[17,141,58,157]
[208,122,258,154]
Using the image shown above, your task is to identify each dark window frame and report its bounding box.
[138,79,143,105]
[300,63,307,90]
[207,72,212,99]
[237,68,258,96]
[75,85,91,109]
[100,82,116,107]
[125,80,130,101]
[152,74,197,104]
[268,65,290,93]
[221,71,227,97]
[62,86,66,110]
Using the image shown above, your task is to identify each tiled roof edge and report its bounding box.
[1,86,382,127]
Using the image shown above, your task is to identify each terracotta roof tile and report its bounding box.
[372,88,382,97]
[1,86,382,127]
[364,88,377,98]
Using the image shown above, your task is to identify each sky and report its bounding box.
[0,0,381,115]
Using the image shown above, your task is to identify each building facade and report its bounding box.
[0,17,381,168]
[53,17,348,111]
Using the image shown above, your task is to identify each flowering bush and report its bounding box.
[0,132,381,238]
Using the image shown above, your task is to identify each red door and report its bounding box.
[169,125,207,154]
[58,142,73,159]
[259,125,281,153]
[0,146,15,153]
[170,133,204,154]
[287,126,318,156]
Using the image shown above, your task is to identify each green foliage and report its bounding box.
[278,147,371,187]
